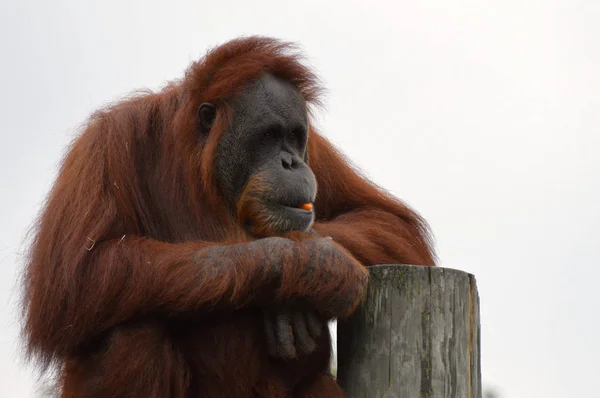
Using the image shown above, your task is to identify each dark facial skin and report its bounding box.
[197,76,326,358]
[199,74,318,235]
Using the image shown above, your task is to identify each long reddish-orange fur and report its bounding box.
[22,36,435,397]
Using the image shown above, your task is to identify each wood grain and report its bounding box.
[338,264,481,398]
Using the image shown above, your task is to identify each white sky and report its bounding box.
[1,1,598,397]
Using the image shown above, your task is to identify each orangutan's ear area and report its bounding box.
[22,36,436,397]
[197,102,216,135]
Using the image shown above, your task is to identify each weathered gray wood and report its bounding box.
[338,264,481,398]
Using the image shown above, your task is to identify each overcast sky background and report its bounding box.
[1,1,598,397]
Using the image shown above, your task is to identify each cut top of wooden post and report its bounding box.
[337,264,481,398]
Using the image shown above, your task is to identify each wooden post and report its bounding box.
[337,264,481,398]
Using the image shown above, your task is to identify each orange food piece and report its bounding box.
[300,203,313,211]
